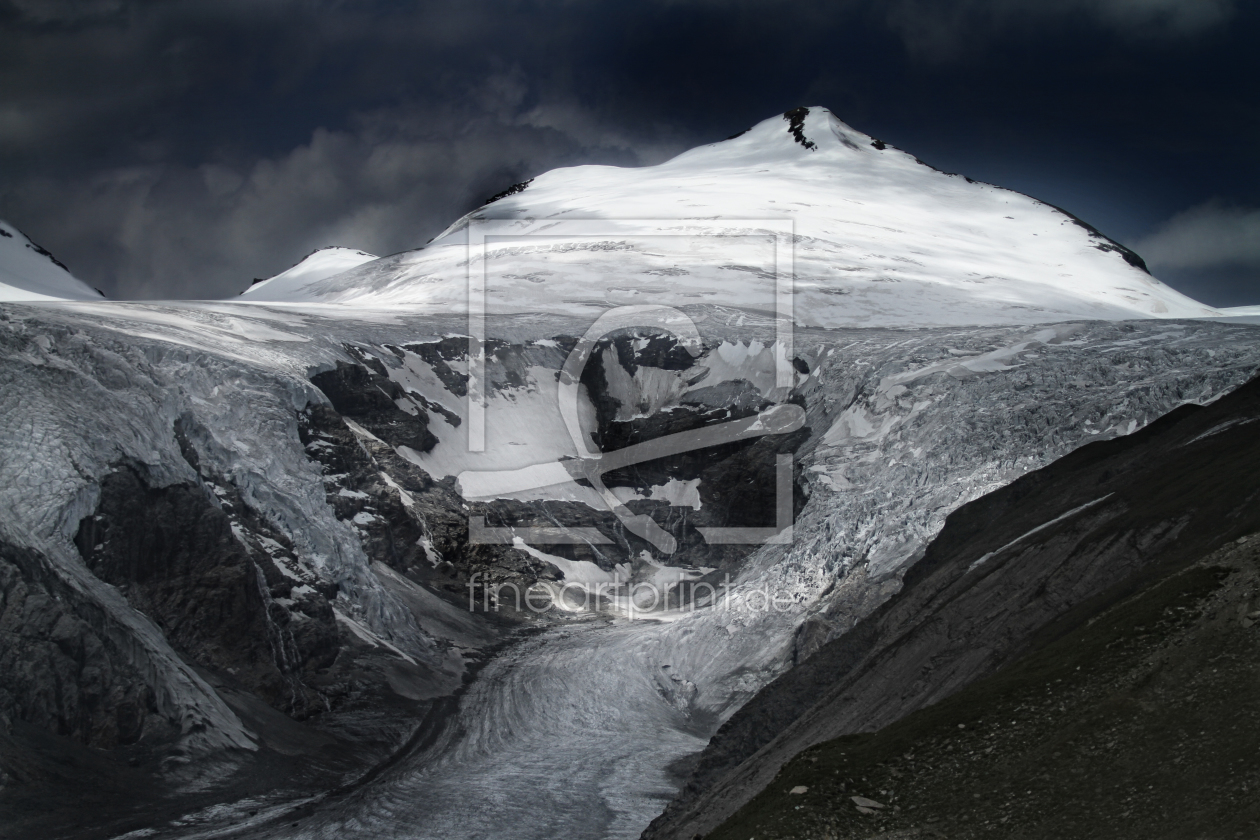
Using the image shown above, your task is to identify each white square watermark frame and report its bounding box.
[464,218,797,548]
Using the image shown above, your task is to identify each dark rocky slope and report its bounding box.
[74,463,342,720]
[646,373,1260,840]
[1,539,166,750]
[708,533,1260,840]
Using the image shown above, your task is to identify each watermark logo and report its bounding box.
[457,219,800,612]
[466,571,801,618]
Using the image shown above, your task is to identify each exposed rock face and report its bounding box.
[312,329,810,590]
[574,331,809,573]
[294,398,545,617]
[311,357,439,453]
[0,539,166,748]
[644,372,1260,840]
[74,463,342,719]
[298,401,454,577]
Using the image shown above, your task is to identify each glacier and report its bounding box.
[3,301,1259,840]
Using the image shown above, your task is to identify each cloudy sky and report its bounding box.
[1,0,1256,303]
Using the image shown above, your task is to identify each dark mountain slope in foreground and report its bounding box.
[647,373,1260,840]
[711,532,1260,840]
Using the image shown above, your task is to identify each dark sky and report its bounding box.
[1,0,1257,304]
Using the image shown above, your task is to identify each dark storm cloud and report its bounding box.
[1,0,714,297]
[0,0,1256,303]
[881,0,1235,59]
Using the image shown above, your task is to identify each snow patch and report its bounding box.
[968,494,1114,572]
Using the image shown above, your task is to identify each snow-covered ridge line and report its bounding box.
[0,218,105,302]
[241,246,379,298]
[235,107,1219,329]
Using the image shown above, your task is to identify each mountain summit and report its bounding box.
[237,107,1217,326]
[240,246,378,298]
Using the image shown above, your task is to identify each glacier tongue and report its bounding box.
[4,301,1250,838]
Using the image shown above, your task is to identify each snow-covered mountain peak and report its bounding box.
[0,219,106,302]
[664,106,888,167]
[236,108,1219,327]
[240,246,379,298]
